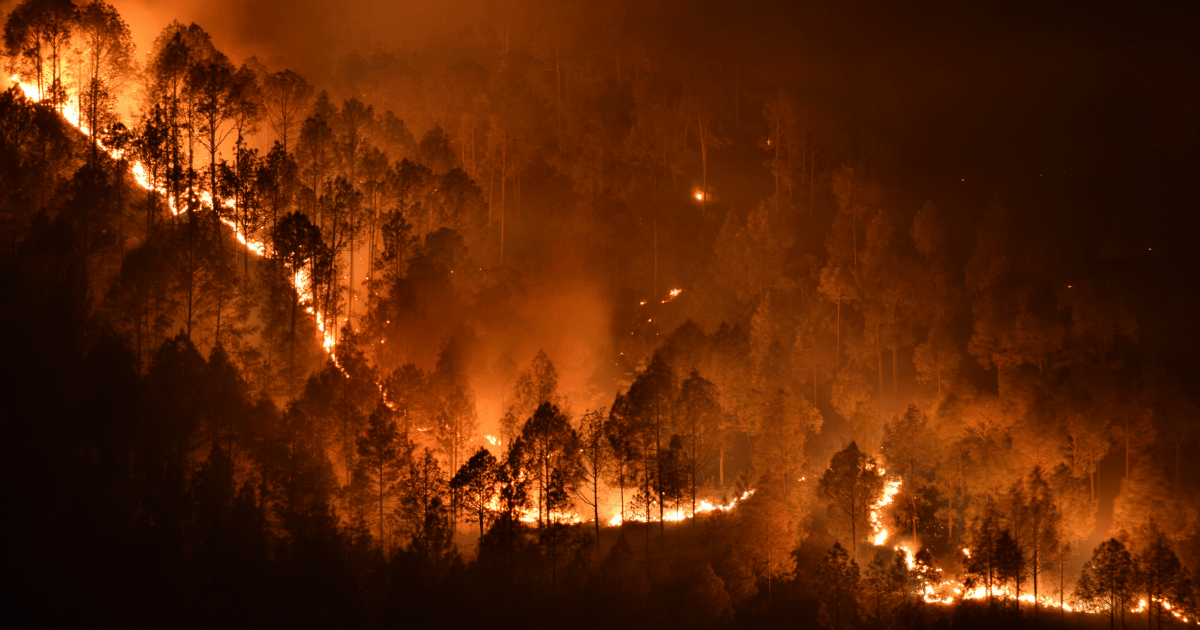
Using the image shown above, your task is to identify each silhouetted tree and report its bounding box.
[819,441,885,561]
[1075,538,1138,630]
[518,402,580,527]
[451,446,499,539]
[356,398,404,552]
[815,543,860,630]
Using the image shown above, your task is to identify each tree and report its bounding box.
[73,1,135,159]
[145,22,216,208]
[4,0,76,110]
[200,344,251,460]
[360,145,389,290]
[1008,467,1061,623]
[337,97,375,327]
[262,69,311,154]
[259,141,298,236]
[315,176,362,336]
[818,441,885,561]
[815,543,860,630]
[657,433,686,521]
[382,363,429,444]
[1075,538,1137,630]
[398,448,450,563]
[518,402,580,527]
[963,498,1022,611]
[132,103,170,238]
[679,369,720,525]
[272,211,325,368]
[167,202,219,341]
[356,398,404,552]
[713,201,792,305]
[605,392,638,525]
[218,143,264,275]
[1138,532,1188,630]
[189,50,238,213]
[623,354,678,534]
[450,447,499,540]
[864,546,910,624]
[371,206,415,294]
[297,111,333,216]
[430,337,477,482]
[882,405,932,541]
[106,240,177,368]
[755,385,820,493]
[575,408,610,547]
[500,349,562,445]
[827,165,880,271]
[734,475,797,606]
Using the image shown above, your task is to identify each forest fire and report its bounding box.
[3,1,1197,627]
[13,71,336,353]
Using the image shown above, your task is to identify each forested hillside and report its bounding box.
[2,0,1199,627]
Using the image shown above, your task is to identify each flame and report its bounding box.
[871,478,1097,616]
[869,468,900,546]
[607,490,755,527]
[661,288,683,304]
[1131,597,1191,622]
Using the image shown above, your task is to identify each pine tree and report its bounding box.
[818,441,885,561]
[450,446,499,539]
[575,408,610,547]
[517,402,580,527]
[1075,538,1137,630]
[355,398,404,552]
[864,546,910,624]
[815,542,860,630]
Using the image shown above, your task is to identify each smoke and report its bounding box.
[108,0,489,80]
